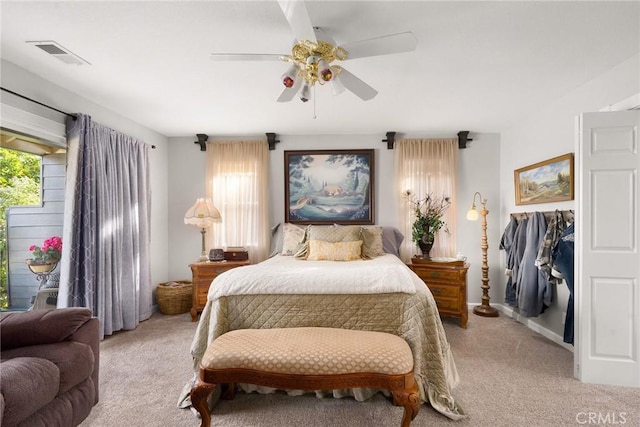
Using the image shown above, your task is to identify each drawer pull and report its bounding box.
[429,272,440,278]
[430,288,442,295]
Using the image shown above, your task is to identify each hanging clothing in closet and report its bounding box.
[516,212,551,317]
[552,222,575,345]
[535,210,566,285]
[500,216,526,307]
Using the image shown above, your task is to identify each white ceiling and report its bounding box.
[1,1,638,138]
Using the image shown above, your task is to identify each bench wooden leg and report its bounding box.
[190,378,216,427]
[391,388,421,427]
[222,383,236,400]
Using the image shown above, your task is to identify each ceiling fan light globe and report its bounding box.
[282,76,295,88]
[299,83,311,102]
[281,65,298,87]
[329,75,346,95]
[318,59,332,81]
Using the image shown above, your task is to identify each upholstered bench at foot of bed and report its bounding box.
[190,327,421,427]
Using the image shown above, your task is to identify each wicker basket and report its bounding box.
[156,280,192,315]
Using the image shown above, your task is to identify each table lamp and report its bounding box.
[184,197,222,261]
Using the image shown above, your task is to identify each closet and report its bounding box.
[501,210,574,344]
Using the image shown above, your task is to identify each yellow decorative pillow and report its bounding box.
[294,225,361,258]
[307,240,363,261]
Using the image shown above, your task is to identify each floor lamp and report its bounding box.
[184,197,222,262]
[466,192,499,317]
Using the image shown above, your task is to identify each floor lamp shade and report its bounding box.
[184,197,222,261]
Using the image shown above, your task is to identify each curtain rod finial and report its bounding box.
[382,131,396,149]
[195,134,208,151]
[457,131,473,149]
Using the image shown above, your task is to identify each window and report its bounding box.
[395,138,458,261]
[0,130,66,309]
[206,141,269,262]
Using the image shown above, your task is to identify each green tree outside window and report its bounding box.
[0,147,41,309]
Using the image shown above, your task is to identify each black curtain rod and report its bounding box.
[1,87,77,119]
[1,86,157,149]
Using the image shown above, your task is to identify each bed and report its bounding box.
[178,225,466,420]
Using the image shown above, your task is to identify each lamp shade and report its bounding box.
[184,198,221,228]
[466,208,479,221]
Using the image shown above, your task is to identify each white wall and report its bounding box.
[167,137,208,280]
[457,133,502,310]
[1,60,171,291]
[167,132,502,307]
[499,53,640,343]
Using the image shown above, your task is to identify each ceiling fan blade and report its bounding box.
[277,0,317,43]
[341,31,417,60]
[336,68,378,101]
[210,53,284,61]
[277,79,302,102]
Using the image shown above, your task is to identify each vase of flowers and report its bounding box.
[26,236,62,274]
[405,191,451,258]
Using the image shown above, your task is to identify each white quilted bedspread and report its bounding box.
[209,254,417,299]
[178,255,467,421]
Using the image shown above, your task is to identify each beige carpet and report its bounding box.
[80,310,639,427]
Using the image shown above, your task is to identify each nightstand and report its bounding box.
[409,258,469,328]
[189,260,250,322]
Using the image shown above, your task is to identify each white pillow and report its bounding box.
[281,223,306,256]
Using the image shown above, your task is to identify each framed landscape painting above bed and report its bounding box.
[285,149,374,224]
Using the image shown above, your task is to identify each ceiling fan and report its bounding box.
[210,0,418,103]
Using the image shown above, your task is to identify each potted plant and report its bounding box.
[26,236,62,274]
[405,191,451,258]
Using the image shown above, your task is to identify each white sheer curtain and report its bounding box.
[206,140,270,263]
[395,138,458,262]
[59,114,152,339]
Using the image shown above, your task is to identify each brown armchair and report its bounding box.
[0,308,100,427]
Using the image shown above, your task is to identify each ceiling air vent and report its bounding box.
[26,40,91,66]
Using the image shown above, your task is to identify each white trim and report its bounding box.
[599,93,640,112]
[468,303,574,352]
[0,102,66,147]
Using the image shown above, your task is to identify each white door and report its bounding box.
[577,110,640,387]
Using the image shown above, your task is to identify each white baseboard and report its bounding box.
[467,303,574,353]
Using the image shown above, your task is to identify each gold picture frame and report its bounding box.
[514,153,574,205]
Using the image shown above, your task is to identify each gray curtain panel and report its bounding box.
[58,113,152,338]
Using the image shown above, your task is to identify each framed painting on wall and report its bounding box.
[284,149,375,224]
[514,153,574,205]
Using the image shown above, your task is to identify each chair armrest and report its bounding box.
[0,308,93,351]
[68,317,101,403]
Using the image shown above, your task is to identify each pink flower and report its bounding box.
[27,236,62,263]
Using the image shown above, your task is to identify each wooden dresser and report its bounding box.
[189,260,250,322]
[409,258,469,328]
